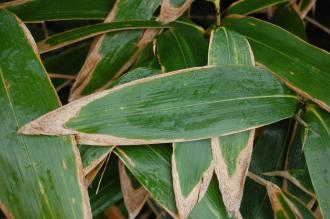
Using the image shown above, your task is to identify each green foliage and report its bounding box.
[0,0,329,218]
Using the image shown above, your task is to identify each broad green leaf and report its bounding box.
[226,0,288,15]
[241,120,291,219]
[114,145,230,218]
[156,24,212,218]
[38,20,198,53]
[1,0,115,22]
[273,4,307,40]
[302,105,330,218]
[223,16,330,112]
[20,66,299,145]
[208,28,253,66]
[209,27,254,217]
[156,22,208,72]
[172,140,213,218]
[79,67,162,179]
[69,0,161,100]
[0,9,90,218]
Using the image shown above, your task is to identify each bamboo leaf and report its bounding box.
[20,65,298,145]
[0,0,115,22]
[119,160,149,219]
[0,9,90,218]
[241,121,291,218]
[223,16,330,112]
[69,0,161,100]
[132,43,160,70]
[114,145,230,218]
[208,27,255,217]
[272,4,307,40]
[38,20,199,53]
[156,24,212,218]
[302,105,330,218]
[79,145,114,175]
[172,140,214,218]
[156,23,208,72]
[266,182,316,219]
[226,0,289,15]
[89,156,122,217]
[70,0,192,100]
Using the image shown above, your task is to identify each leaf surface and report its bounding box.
[0,9,90,218]
[223,16,330,112]
[21,66,298,145]
[302,105,330,218]
[227,0,288,15]
[1,0,115,22]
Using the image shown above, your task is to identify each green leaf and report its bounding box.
[226,0,288,15]
[69,0,161,100]
[208,27,254,66]
[20,66,298,145]
[208,27,254,217]
[1,0,115,22]
[79,145,113,175]
[0,9,90,218]
[302,105,330,218]
[241,120,291,219]
[156,23,211,218]
[132,43,160,69]
[114,145,230,218]
[273,4,307,40]
[156,25,208,72]
[223,16,330,112]
[115,145,177,216]
[38,20,199,53]
[266,182,315,219]
[172,140,214,218]
[89,156,122,217]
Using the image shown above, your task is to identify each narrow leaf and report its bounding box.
[38,20,198,53]
[223,16,330,112]
[1,0,115,22]
[266,182,316,219]
[0,9,90,218]
[79,145,114,175]
[114,145,230,218]
[211,131,254,217]
[302,105,330,218]
[156,24,212,218]
[70,0,161,100]
[208,27,255,217]
[226,0,289,15]
[70,0,193,100]
[156,23,208,72]
[119,161,149,219]
[20,66,298,145]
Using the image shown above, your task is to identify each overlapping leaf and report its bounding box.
[1,0,115,21]
[223,16,330,112]
[156,25,212,218]
[226,0,288,15]
[20,65,298,145]
[301,105,330,218]
[0,9,90,218]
